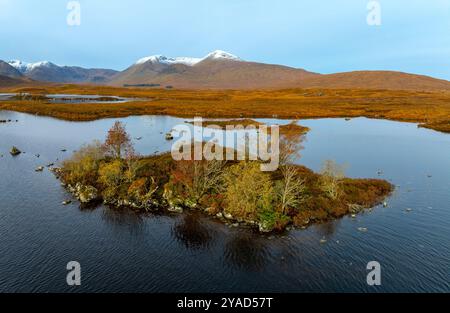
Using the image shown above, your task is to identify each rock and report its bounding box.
[351,214,356,219]
[224,212,233,220]
[78,185,98,203]
[47,163,54,167]
[168,206,183,214]
[61,149,67,152]
[184,199,197,209]
[135,137,143,140]
[62,200,72,205]
[35,166,44,172]
[383,202,388,208]
[35,154,40,158]
[320,237,327,244]
[405,208,412,212]
[165,133,174,140]
[216,212,223,219]
[345,118,351,121]
[258,221,273,233]
[357,227,368,232]
[9,146,21,156]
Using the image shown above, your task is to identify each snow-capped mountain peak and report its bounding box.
[203,50,241,61]
[135,50,242,67]
[8,60,55,73]
[135,55,202,66]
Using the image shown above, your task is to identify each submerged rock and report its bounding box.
[357,227,368,232]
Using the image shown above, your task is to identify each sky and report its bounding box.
[1,0,449,79]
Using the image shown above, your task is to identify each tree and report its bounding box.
[104,121,133,159]
[277,121,307,214]
[171,159,225,205]
[223,161,274,220]
[61,140,104,186]
[319,160,345,199]
[98,160,124,200]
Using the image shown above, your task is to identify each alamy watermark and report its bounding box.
[66,261,81,286]
[67,1,81,26]
[367,1,382,26]
[170,117,280,172]
[367,261,381,286]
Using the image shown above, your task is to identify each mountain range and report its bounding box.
[1,60,118,84]
[1,50,450,91]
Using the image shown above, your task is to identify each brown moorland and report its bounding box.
[1,84,450,133]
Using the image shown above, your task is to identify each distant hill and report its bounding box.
[2,51,450,91]
[109,50,319,89]
[0,74,32,87]
[297,71,450,91]
[0,61,23,79]
[6,60,118,84]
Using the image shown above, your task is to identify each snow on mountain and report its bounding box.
[203,50,242,61]
[135,55,202,66]
[135,50,242,66]
[8,60,55,73]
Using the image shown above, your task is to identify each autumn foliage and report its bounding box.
[59,120,393,232]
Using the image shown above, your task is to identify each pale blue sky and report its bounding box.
[1,0,449,79]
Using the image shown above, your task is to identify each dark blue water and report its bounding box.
[0,111,449,292]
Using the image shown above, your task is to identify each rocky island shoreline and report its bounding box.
[48,121,393,233]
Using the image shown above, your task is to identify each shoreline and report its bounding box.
[52,152,394,234]
[0,85,450,133]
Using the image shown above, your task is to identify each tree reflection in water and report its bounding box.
[315,219,340,239]
[172,213,215,250]
[224,232,269,272]
[101,206,146,236]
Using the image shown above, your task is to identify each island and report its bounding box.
[52,120,393,233]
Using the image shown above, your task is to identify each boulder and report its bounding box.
[258,221,273,233]
[78,185,98,203]
[165,133,174,141]
[9,146,21,156]
[168,206,183,214]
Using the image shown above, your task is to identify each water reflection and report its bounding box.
[224,232,269,271]
[171,213,215,250]
[315,219,341,238]
[101,206,145,235]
